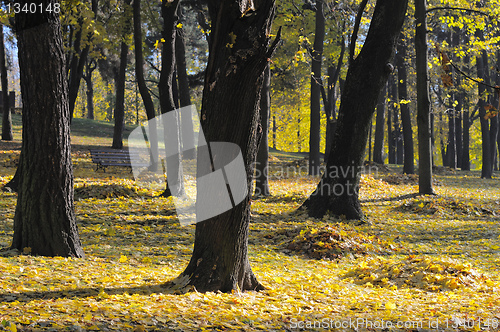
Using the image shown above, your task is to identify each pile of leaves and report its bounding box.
[383,173,419,185]
[397,197,497,216]
[284,224,394,260]
[74,180,150,200]
[343,256,493,292]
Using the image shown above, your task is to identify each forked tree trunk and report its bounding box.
[302,0,408,220]
[180,0,279,292]
[12,1,84,257]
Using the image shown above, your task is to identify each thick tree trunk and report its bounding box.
[12,1,84,257]
[396,36,414,174]
[373,85,386,164]
[180,0,278,292]
[302,0,408,220]
[133,0,159,170]
[111,40,129,149]
[1,24,12,141]
[309,0,324,176]
[255,63,271,197]
[415,0,434,194]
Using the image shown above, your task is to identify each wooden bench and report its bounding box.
[89,149,149,172]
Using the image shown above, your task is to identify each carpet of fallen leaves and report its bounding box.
[1,145,500,331]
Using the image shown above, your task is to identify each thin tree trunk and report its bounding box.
[309,0,325,176]
[1,23,12,141]
[255,63,271,197]
[396,36,414,174]
[373,84,386,164]
[476,46,492,178]
[302,0,408,220]
[133,0,159,170]
[83,59,96,120]
[415,0,434,194]
[112,39,129,149]
[12,1,84,257]
[387,74,395,164]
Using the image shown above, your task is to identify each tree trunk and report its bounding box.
[387,74,395,164]
[180,0,279,293]
[415,0,434,194]
[133,0,159,170]
[82,59,96,120]
[476,48,492,178]
[12,1,84,257]
[255,63,271,197]
[452,29,463,169]
[111,39,129,149]
[1,24,12,141]
[302,0,408,220]
[68,0,97,121]
[396,36,414,174]
[175,14,196,160]
[309,0,325,176]
[461,39,471,171]
[373,85,386,164]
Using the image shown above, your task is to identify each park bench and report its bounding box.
[89,149,149,172]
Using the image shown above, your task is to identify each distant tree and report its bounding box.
[82,58,97,120]
[302,0,408,220]
[12,0,84,257]
[1,23,12,141]
[112,0,132,149]
[179,0,279,292]
[372,85,386,164]
[255,63,271,197]
[396,35,414,174]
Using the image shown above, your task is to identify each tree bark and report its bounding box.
[255,63,271,197]
[180,0,279,292]
[82,59,96,120]
[111,39,129,149]
[387,74,396,164]
[415,0,434,194]
[302,0,408,220]
[476,47,492,178]
[158,0,185,198]
[396,36,414,174]
[12,0,84,257]
[309,0,324,176]
[373,84,386,164]
[133,0,159,170]
[1,23,12,141]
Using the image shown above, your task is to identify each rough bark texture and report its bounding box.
[308,0,324,176]
[12,1,84,257]
[180,0,278,292]
[302,0,408,220]
[82,59,96,120]
[373,85,386,164]
[396,36,414,174]
[415,0,434,194]
[1,24,12,141]
[255,63,271,197]
[387,74,396,164]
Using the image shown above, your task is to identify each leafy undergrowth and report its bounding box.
[343,255,493,292]
[1,143,500,331]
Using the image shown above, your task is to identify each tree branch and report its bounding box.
[449,61,500,91]
[426,6,489,16]
[349,0,369,63]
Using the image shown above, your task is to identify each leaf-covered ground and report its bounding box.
[1,128,500,331]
